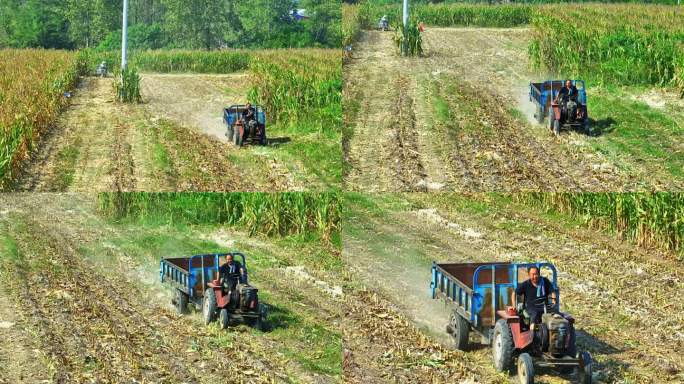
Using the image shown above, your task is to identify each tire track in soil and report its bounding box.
[389,75,427,191]
[110,121,137,191]
[345,32,410,192]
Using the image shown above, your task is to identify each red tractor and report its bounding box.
[432,261,593,384]
[202,272,265,330]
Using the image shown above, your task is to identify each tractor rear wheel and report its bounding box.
[583,117,590,135]
[226,126,234,141]
[493,319,515,372]
[517,353,535,384]
[449,312,470,351]
[219,308,230,329]
[174,289,189,315]
[553,119,560,136]
[203,288,217,325]
[578,351,592,384]
[536,105,544,124]
[548,108,554,131]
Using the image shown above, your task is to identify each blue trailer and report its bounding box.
[160,252,265,329]
[431,261,591,383]
[530,80,589,135]
[224,105,267,146]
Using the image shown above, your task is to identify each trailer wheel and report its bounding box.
[219,308,230,329]
[203,288,217,325]
[536,105,544,124]
[174,289,189,315]
[493,319,514,372]
[517,353,534,384]
[449,312,470,350]
[578,351,592,384]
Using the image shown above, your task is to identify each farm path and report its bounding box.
[343,195,684,383]
[344,28,642,192]
[13,74,300,192]
[0,194,341,383]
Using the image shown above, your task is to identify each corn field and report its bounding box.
[114,68,142,103]
[393,21,423,57]
[97,192,341,243]
[515,193,684,258]
[247,49,342,131]
[0,49,85,188]
[80,49,252,74]
[529,4,684,92]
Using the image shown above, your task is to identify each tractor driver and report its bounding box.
[555,80,578,105]
[219,254,245,292]
[512,266,557,331]
[242,102,258,132]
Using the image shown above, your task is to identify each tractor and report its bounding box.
[224,105,267,146]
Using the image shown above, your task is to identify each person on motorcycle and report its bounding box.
[219,254,245,292]
[512,266,557,331]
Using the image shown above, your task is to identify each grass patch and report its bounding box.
[51,137,82,190]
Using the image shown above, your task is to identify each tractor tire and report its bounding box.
[219,308,230,329]
[578,351,592,384]
[174,289,189,315]
[203,288,217,325]
[493,319,515,372]
[517,353,535,384]
[536,105,544,124]
[260,131,267,146]
[583,117,590,135]
[449,312,470,351]
[553,119,560,136]
[226,126,234,141]
[548,108,554,131]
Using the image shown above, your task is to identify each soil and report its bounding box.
[12,74,301,192]
[343,28,663,192]
[343,195,684,383]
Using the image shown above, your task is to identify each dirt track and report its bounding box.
[12,75,300,192]
[342,195,684,383]
[344,29,645,192]
[0,194,342,383]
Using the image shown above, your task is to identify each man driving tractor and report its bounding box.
[241,102,258,133]
[554,80,579,123]
[512,266,557,331]
[218,254,245,292]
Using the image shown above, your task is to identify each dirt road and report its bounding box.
[0,194,341,383]
[12,74,301,192]
[343,28,661,192]
[343,194,684,383]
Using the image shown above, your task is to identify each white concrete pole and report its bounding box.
[403,0,409,28]
[121,0,129,70]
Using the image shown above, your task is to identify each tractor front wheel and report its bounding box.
[517,353,534,384]
[578,351,593,384]
[493,319,515,372]
[219,308,230,329]
[203,288,217,325]
[449,312,470,351]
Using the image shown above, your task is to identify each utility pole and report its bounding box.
[402,0,409,55]
[121,0,129,70]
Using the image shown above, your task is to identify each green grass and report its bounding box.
[52,137,81,190]
[589,88,684,180]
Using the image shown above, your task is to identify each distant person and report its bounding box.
[512,266,556,331]
[219,254,245,292]
[555,79,578,104]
